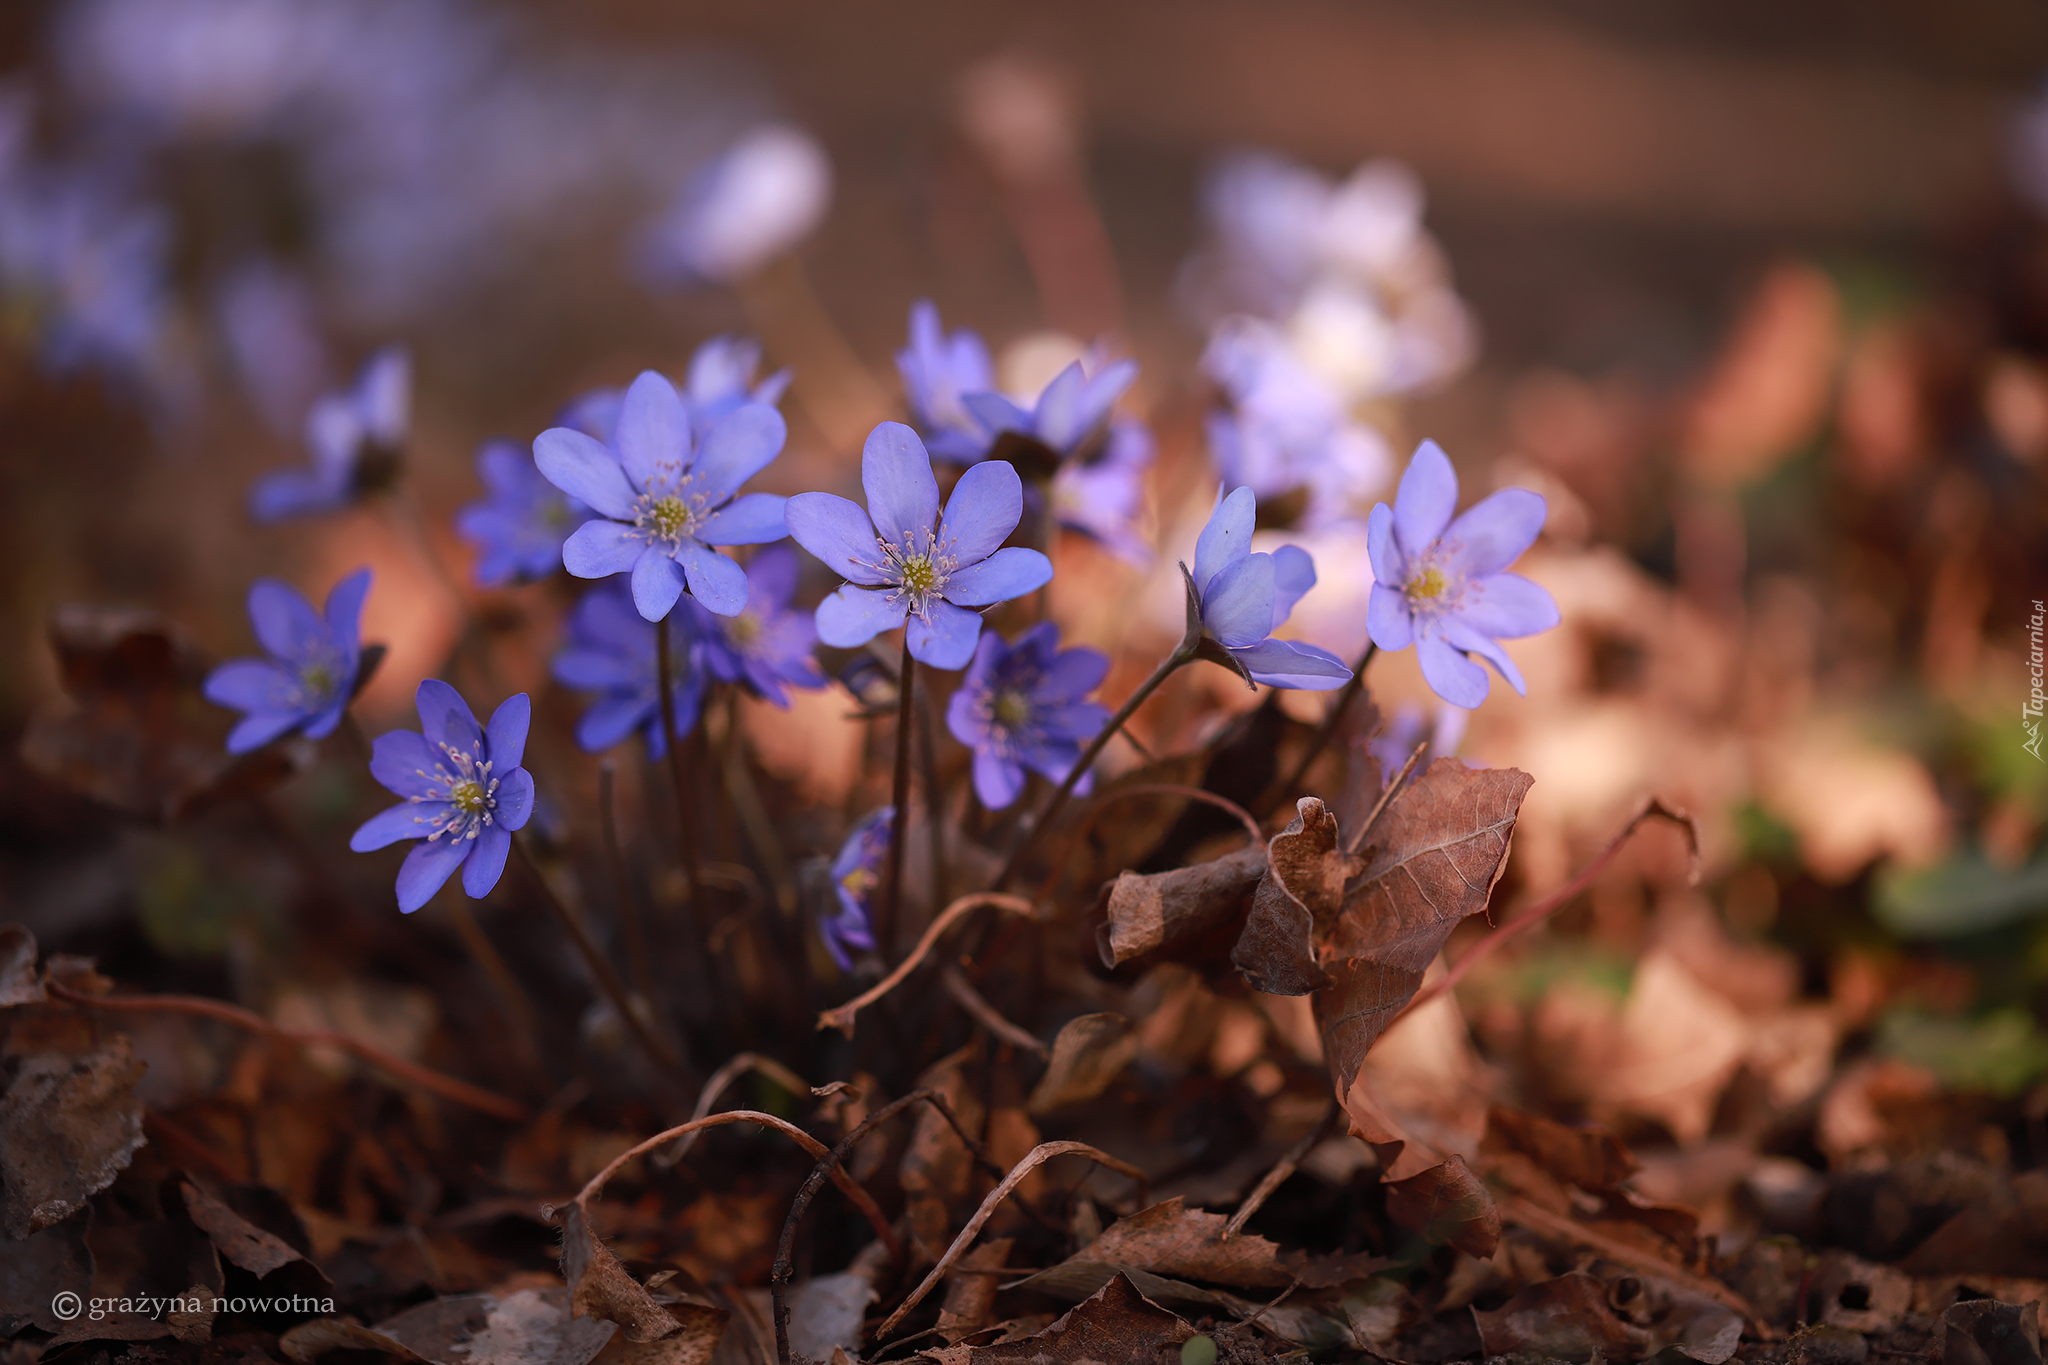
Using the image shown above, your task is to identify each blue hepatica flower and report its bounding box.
[203,569,371,753]
[946,623,1110,810]
[249,347,410,523]
[552,578,706,757]
[1052,417,1154,564]
[823,807,890,970]
[560,335,790,444]
[1366,440,1559,708]
[534,369,789,622]
[693,546,825,706]
[897,300,999,462]
[1367,699,1470,789]
[960,353,1138,463]
[455,440,597,587]
[785,422,1053,670]
[350,682,535,913]
[1186,486,1351,690]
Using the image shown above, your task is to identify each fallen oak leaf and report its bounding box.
[1018,1196,1384,1292]
[1495,1193,1767,1335]
[1472,1272,1652,1362]
[562,1203,690,1344]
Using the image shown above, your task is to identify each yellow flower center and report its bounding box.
[727,612,762,645]
[899,555,939,594]
[993,690,1033,730]
[449,778,489,814]
[1405,566,1449,604]
[300,662,335,696]
[840,867,877,899]
[648,495,692,539]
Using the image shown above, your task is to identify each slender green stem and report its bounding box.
[513,834,690,1083]
[1259,641,1378,818]
[993,640,1195,891]
[880,637,915,957]
[654,613,702,897]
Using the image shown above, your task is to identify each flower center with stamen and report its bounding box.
[840,867,877,900]
[899,555,940,595]
[726,613,762,646]
[1405,565,1450,606]
[647,495,692,539]
[412,741,499,842]
[992,690,1033,731]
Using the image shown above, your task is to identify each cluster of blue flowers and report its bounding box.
[201,300,1557,960]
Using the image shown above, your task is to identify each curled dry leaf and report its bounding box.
[0,926,43,1008]
[1232,797,1360,995]
[1026,1013,1138,1116]
[1383,1155,1502,1260]
[1482,1104,1640,1195]
[1097,845,1266,969]
[561,1203,686,1343]
[279,1317,437,1364]
[0,1034,148,1238]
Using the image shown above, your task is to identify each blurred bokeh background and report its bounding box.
[6,0,2048,1164]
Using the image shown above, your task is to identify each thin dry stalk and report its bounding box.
[817,892,1037,1037]
[873,1140,1150,1342]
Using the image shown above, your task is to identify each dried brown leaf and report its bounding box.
[0,926,43,1008]
[19,605,310,824]
[1097,845,1266,969]
[900,1046,987,1262]
[1482,1104,1641,1195]
[1026,1014,1138,1116]
[279,1318,437,1364]
[938,1237,1014,1342]
[923,1271,1194,1363]
[1384,1156,1502,1259]
[1938,1298,2042,1365]
[0,1034,148,1238]
[1025,1196,1384,1292]
[562,1203,683,1343]
[1232,797,1360,995]
[180,1181,302,1277]
[0,1209,91,1331]
[1472,1272,1652,1361]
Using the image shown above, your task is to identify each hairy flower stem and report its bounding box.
[880,638,915,956]
[653,614,703,899]
[440,894,552,1084]
[512,834,690,1085]
[598,762,655,1009]
[994,639,1195,891]
[1259,641,1378,819]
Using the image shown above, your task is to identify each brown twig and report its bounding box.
[941,965,1049,1058]
[655,1051,811,1168]
[1394,798,1698,1023]
[1223,1101,1344,1239]
[571,1109,899,1264]
[771,1088,1010,1365]
[1088,783,1265,846]
[817,892,1038,1037]
[47,982,528,1122]
[1260,641,1377,819]
[873,1141,1151,1342]
[1344,741,1428,857]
